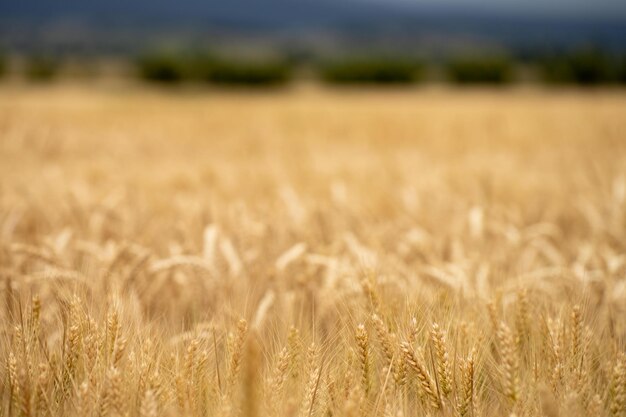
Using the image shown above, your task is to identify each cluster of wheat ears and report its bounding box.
[0,88,625,417]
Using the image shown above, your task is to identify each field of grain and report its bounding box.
[0,85,625,417]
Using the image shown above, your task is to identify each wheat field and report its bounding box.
[0,85,625,417]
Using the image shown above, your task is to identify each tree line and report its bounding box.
[1,48,625,86]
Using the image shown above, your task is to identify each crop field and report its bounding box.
[0,85,625,417]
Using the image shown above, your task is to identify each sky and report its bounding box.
[2,0,626,20]
[372,0,626,18]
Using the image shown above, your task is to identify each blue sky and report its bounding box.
[374,0,626,18]
[2,0,626,20]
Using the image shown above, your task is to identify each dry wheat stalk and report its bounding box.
[430,322,452,398]
[227,318,248,394]
[400,342,441,409]
[610,353,626,417]
[139,388,158,417]
[497,322,519,405]
[300,343,322,417]
[372,314,395,369]
[355,323,371,396]
[458,349,476,417]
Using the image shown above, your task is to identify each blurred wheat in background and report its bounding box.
[0,87,625,417]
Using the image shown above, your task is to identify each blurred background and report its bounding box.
[0,0,625,86]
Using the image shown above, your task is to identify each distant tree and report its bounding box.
[26,56,59,81]
[319,57,422,84]
[0,53,6,78]
[540,49,616,85]
[202,58,292,86]
[447,56,514,84]
[619,56,626,84]
[137,52,188,83]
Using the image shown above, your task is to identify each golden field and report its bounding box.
[0,85,625,417]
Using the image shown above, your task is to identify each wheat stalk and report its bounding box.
[400,342,441,409]
[430,322,452,398]
[355,323,371,396]
[497,322,519,404]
